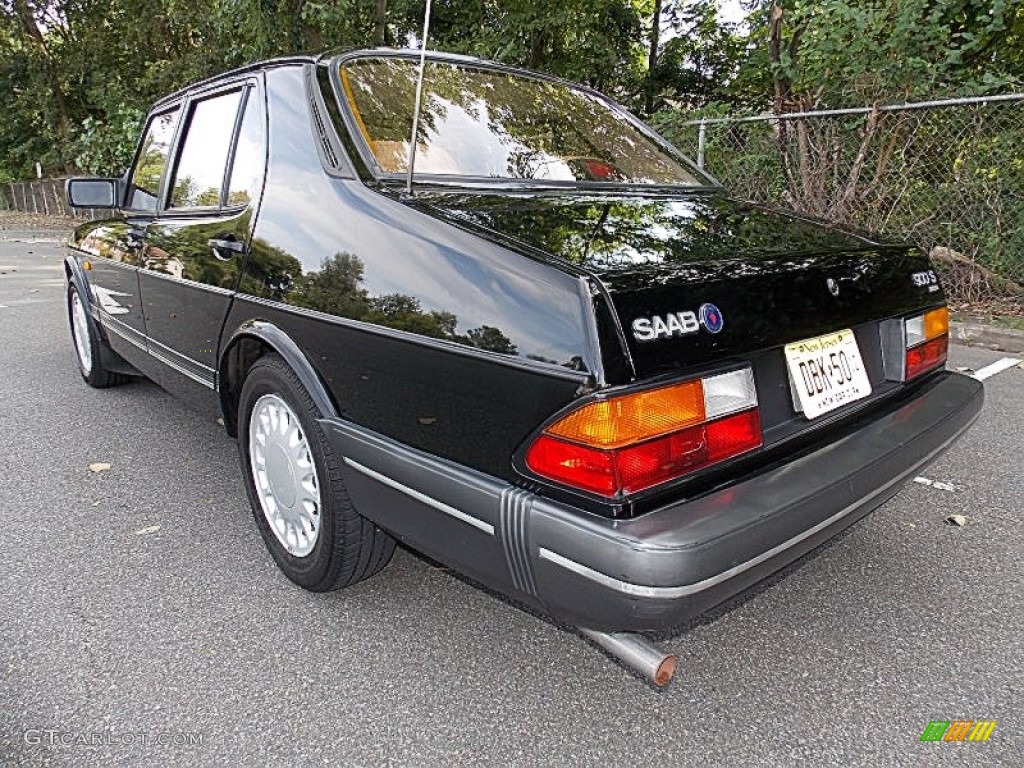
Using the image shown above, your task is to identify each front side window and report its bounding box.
[337,57,707,186]
[169,90,243,208]
[128,109,179,211]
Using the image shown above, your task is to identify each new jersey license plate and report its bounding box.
[784,329,872,419]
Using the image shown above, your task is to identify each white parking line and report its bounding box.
[971,357,1021,381]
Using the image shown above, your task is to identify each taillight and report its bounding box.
[524,368,762,498]
[882,307,949,381]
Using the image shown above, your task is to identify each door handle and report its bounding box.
[208,237,247,260]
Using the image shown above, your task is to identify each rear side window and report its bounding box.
[226,89,265,207]
[169,90,243,208]
[127,109,179,211]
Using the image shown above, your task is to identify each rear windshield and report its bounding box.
[337,57,706,186]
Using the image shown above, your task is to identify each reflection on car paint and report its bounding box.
[247,65,590,371]
[91,285,133,315]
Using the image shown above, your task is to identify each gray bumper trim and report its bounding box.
[324,372,982,631]
[343,456,495,535]
[536,415,970,599]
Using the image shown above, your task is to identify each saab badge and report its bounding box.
[826,277,840,297]
[699,303,724,333]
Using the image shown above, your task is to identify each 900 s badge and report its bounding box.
[912,269,940,292]
[632,303,725,342]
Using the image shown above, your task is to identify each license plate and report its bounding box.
[784,329,872,419]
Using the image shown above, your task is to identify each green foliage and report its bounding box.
[646,0,747,111]
[734,0,1024,110]
[2,0,1022,287]
[70,106,146,176]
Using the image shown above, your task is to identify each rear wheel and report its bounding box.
[67,285,124,388]
[237,353,395,591]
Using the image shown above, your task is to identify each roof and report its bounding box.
[150,48,537,110]
[151,54,319,108]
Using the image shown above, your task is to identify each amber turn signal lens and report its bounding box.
[524,368,763,498]
[924,306,948,341]
[545,380,705,449]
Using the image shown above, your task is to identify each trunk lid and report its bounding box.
[414,191,941,378]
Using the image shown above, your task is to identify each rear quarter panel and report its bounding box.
[224,65,595,481]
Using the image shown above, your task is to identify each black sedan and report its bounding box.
[64,49,982,686]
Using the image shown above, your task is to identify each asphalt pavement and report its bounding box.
[1,228,1021,767]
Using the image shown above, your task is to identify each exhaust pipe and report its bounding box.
[579,629,677,687]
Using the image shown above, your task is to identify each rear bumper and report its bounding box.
[322,371,983,632]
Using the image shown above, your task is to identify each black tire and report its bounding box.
[237,353,396,591]
[67,284,125,388]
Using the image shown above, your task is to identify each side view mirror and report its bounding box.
[66,177,121,209]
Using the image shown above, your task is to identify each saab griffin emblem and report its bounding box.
[826,277,840,297]
[698,303,724,333]
[632,304,725,342]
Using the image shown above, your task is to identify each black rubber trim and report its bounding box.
[221,320,339,420]
[304,63,354,179]
[63,255,92,313]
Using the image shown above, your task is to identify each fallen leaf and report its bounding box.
[134,525,160,536]
[88,462,112,473]
[943,514,969,527]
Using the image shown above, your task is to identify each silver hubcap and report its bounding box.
[70,291,93,375]
[248,394,321,557]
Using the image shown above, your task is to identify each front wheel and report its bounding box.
[67,285,124,388]
[237,353,395,591]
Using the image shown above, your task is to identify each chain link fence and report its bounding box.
[670,94,1024,305]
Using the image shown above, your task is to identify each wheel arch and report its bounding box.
[218,320,339,437]
[64,254,92,310]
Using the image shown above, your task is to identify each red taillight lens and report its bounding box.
[524,370,763,498]
[617,427,709,493]
[707,409,763,462]
[904,307,949,380]
[524,435,618,497]
[906,334,948,379]
[617,410,763,494]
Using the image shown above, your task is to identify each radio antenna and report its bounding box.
[406,0,433,193]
